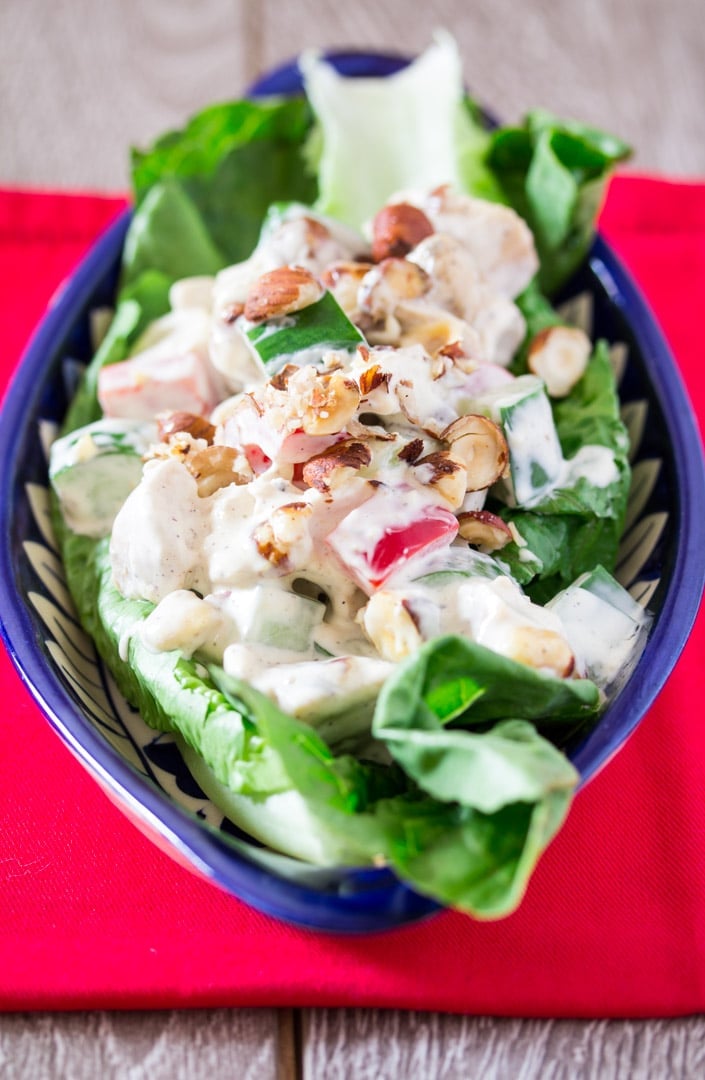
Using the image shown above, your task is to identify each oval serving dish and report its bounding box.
[1,52,704,934]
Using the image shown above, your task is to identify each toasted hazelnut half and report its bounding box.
[298,370,361,436]
[244,266,324,322]
[527,325,591,398]
[361,591,424,662]
[441,414,509,491]
[253,501,313,567]
[185,445,252,497]
[413,451,468,509]
[508,626,575,679]
[301,439,372,493]
[320,260,374,316]
[457,510,512,551]
[358,258,430,321]
[372,203,435,262]
[158,411,216,445]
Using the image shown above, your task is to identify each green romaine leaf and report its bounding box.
[497,341,631,597]
[61,533,288,796]
[210,668,580,917]
[373,634,600,732]
[131,96,317,264]
[488,111,631,293]
[121,180,226,288]
[375,787,572,916]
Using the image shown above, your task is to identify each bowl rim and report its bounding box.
[1,50,704,932]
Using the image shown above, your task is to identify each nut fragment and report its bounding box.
[320,260,374,316]
[301,439,372,492]
[185,445,251,497]
[358,258,430,322]
[158,411,216,444]
[397,438,425,464]
[527,325,592,398]
[361,590,424,662]
[268,363,301,391]
[457,510,512,550]
[244,266,324,322]
[221,301,245,325]
[371,203,435,262]
[413,450,468,509]
[290,368,361,436]
[441,414,509,491]
[507,626,575,678]
[253,502,313,567]
[357,364,389,397]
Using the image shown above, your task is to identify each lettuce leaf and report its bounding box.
[496,341,631,599]
[56,520,592,913]
[121,180,225,288]
[487,111,630,293]
[131,96,317,265]
[301,31,480,229]
[210,662,582,916]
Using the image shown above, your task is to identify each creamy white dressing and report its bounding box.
[90,189,640,726]
[547,580,651,691]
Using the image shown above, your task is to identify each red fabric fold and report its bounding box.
[0,178,703,1016]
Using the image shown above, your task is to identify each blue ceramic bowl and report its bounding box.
[1,52,704,933]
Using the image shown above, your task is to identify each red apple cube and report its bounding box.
[98,346,218,420]
[326,488,459,593]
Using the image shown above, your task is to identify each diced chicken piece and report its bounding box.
[140,590,224,657]
[212,208,364,323]
[407,232,483,318]
[351,344,512,437]
[130,308,211,356]
[408,232,526,365]
[209,320,266,393]
[110,458,210,603]
[455,576,574,677]
[396,301,484,359]
[263,214,361,274]
[412,186,539,299]
[472,288,527,367]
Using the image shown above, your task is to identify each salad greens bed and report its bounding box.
[53,37,635,917]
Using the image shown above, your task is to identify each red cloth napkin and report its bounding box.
[0,178,704,1017]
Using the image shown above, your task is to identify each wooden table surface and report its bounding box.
[1,1,704,1076]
